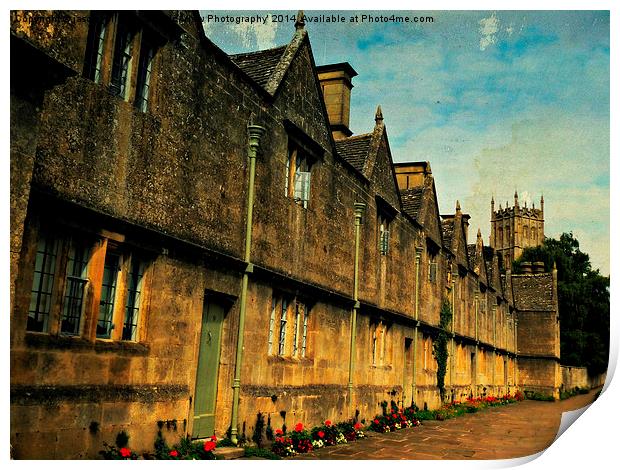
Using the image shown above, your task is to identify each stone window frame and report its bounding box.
[24,222,151,344]
[282,120,325,211]
[370,320,391,367]
[83,11,160,112]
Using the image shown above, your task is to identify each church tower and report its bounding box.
[490,193,545,268]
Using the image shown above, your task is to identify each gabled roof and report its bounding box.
[511,273,556,311]
[441,218,455,250]
[335,134,372,173]
[467,244,477,269]
[229,45,287,88]
[401,186,425,221]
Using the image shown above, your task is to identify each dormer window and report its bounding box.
[283,122,324,210]
[378,214,390,255]
[285,144,312,209]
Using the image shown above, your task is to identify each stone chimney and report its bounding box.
[317,63,358,139]
[532,261,545,273]
[393,161,432,190]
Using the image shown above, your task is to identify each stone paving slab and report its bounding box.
[290,388,599,460]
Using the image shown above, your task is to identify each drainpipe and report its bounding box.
[348,202,365,413]
[492,305,497,395]
[450,274,456,396]
[412,247,422,405]
[514,317,518,388]
[474,290,479,397]
[230,124,265,444]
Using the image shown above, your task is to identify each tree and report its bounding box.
[513,233,609,375]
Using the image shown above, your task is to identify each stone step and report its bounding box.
[212,447,245,460]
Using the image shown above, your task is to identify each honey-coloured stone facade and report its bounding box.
[10,10,562,459]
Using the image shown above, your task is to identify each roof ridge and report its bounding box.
[228,44,288,59]
[335,133,372,142]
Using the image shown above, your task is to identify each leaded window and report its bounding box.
[285,145,311,209]
[60,242,90,336]
[268,297,277,354]
[278,298,288,356]
[27,234,59,333]
[301,303,309,358]
[110,20,134,99]
[97,250,120,338]
[135,36,154,112]
[122,256,144,341]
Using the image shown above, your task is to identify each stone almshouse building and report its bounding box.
[10,11,562,459]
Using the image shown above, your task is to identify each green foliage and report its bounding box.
[115,430,130,448]
[244,446,281,460]
[253,412,265,448]
[432,299,453,401]
[513,233,609,375]
[413,409,435,421]
[525,391,555,401]
[216,437,235,448]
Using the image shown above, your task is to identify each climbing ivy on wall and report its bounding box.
[433,299,453,401]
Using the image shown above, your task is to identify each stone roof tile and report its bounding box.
[229,45,287,88]
[400,186,425,221]
[334,134,372,173]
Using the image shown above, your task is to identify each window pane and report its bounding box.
[301,304,309,358]
[135,38,154,111]
[268,297,277,354]
[27,235,59,333]
[122,256,144,341]
[110,20,133,98]
[60,242,90,336]
[97,252,120,338]
[292,302,300,356]
[278,299,288,356]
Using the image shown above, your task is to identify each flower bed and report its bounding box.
[369,392,525,431]
[271,420,366,457]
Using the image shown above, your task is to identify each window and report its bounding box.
[428,255,437,283]
[84,12,159,112]
[60,241,90,335]
[285,143,312,209]
[27,234,60,333]
[371,321,388,366]
[378,215,390,255]
[268,294,311,358]
[25,227,149,342]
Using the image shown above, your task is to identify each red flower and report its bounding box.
[210,435,217,442]
[275,428,283,436]
[318,431,325,439]
[324,420,332,427]
[392,413,397,418]
[294,422,304,432]
[169,450,179,457]
[119,448,131,458]
[373,419,379,424]
[203,441,216,452]
[354,423,361,430]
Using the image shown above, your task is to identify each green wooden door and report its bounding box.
[193,300,224,438]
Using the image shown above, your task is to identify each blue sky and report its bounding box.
[202,10,610,275]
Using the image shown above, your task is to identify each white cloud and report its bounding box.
[479,13,500,51]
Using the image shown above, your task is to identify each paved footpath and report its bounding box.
[292,389,600,460]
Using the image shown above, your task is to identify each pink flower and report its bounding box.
[373,419,379,425]
[119,448,131,458]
